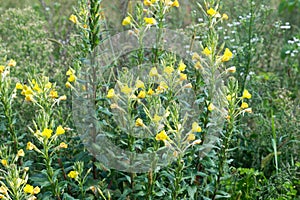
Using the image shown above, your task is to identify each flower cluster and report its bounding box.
[16,76,67,103]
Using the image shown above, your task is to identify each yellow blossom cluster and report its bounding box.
[206,7,229,20]
[16,77,66,102]
[66,68,76,88]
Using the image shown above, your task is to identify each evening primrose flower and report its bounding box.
[65,82,72,88]
[179,73,187,81]
[49,90,58,98]
[147,88,154,95]
[0,65,5,73]
[69,14,78,24]
[68,170,79,179]
[208,103,215,111]
[155,130,169,141]
[222,13,229,20]
[8,59,16,67]
[59,142,68,149]
[135,118,145,127]
[56,125,65,135]
[153,114,162,123]
[172,0,179,7]
[68,74,76,83]
[121,85,132,95]
[17,149,25,157]
[192,53,201,61]
[207,8,217,16]
[226,66,236,73]
[45,82,52,89]
[15,83,23,90]
[58,95,67,101]
[241,102,249,109]
[137,90,146,99]
[1,159,7,166]
[26,142,35,150]
[187,133,196,141]
[25,95,34,102]
[0,185,8,195]
[221,48,233,62]
[144,17,157,25]
[242,89,252,99]
[33,84,42,93]
[164,66,174,75]
[122,16,131,26]
[106,89,115,98]
[194,61,203,70]
[149,67,159,76]
[135,80,145,89]
[192,122,202,132]
[202,47,211,56]
[178,60,186,72]
[41,128,53,139]
[144,0,152,6]
[23,184,34,194]
[33,186,40,194]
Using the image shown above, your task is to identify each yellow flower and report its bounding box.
[122,16,131,26]
[208,103,215,111]
[65,81,72,88]
[226,66,236,73]
[68,170,79,179]
[41,128,53,139]
[23,184,34,194]
[33,186,40,194]
[17,149,25,157]
[135,80,145,89]
[153,114,162,123]
[68,74,76,83]
[25,95,34,102]
[135,118,144,127]
[241,102,249,109]
[33,84,42,93]
[66,68,75,76]
[221,48,233,62]
[59,142,68,149]
[192,122,202,132]
[15,83,23,90]
[192,53,201,61]
[155,130,169,141]
[45,82,52,89]
[69,14,78,24]
[207,8,217,16]
[26,142,35,150]
[56,125,65,135]
[147,88,154,95]
[0,185,8,195]
[144,0,152,6]
[58,95,67,101]
[187,133,196,141]
[226,93,236,101]
[242,89,252,99]
[144,17,157,25]
[49,90,58,98]
[1,159,8,166]
[202,47,211,56]
[164,66,174,75]
[106,89,115,98]
[178,60,186,72]
[8,59,16,67]
[222,13,229,20]
[0,65,5,73]
[156,81,168,93]
[149,67,159,76]
[137,90,146,99]
[121,85,132,95]
[172,0,180,7]
[179,73,187,81]
[194,61,203,70]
